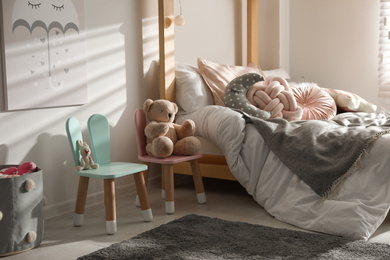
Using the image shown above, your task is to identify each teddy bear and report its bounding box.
[76,140,99,171]
[143,99,201,158]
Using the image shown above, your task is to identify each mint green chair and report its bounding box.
[65,114,152,235]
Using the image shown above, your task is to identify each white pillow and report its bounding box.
[262,68,291,79]
[322,88,377,113]
[175,63,214,115]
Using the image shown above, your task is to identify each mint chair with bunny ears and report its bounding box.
[66,114,152,235]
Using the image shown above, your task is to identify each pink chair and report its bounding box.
[134,108,206,214]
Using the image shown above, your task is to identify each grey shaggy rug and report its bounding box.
[78,214,390,260]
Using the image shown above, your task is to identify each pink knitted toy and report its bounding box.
[247,76,303,121]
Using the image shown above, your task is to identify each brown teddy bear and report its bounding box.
[143,99,201,158]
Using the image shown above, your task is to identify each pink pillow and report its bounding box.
[197,58,262,106]
[292,85,337,120]
[247,62,266,77]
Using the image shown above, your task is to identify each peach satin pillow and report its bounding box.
[197,58,262,106]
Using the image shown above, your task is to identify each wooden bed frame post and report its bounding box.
[247,0,259,65]
[158,0,175,102]
[157,0,259,181]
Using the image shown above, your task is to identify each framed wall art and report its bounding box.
[1,0,87,111]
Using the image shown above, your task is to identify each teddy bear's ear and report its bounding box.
[172,102,178,113]
[143,99,154,112]
[77,140,83,147]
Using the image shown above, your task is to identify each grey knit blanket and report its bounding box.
[239,111,390,198]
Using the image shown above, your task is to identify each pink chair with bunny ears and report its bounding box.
[134,108,206,214]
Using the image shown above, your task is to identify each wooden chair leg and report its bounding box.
[133,172,153,222]
[104,179,117,234]
[161,166,166,199]
[74,176,89,227]
[163,164,174,214]
[143,163,150,184]
[190,160,207,204]
[135,163,150,207]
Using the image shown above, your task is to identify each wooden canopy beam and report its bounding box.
[158,0,175,101]
[247,0,259,65]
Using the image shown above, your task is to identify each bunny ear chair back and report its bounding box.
[65,114,153,235]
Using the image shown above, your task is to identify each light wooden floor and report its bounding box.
[3,175,390,260]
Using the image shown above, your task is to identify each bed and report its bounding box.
[157,0,390,240]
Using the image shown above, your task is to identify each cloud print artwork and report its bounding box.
[1,0,87,110]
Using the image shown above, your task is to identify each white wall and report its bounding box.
[288,0,388,109]
[175,0,240,66]
[258,0,280,70]
[175,0,280,68]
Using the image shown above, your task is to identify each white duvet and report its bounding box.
[177,105,390,240]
